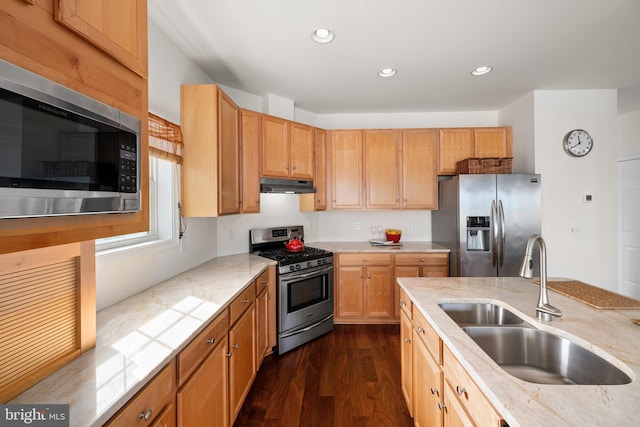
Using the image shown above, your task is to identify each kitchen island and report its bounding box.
[398,276,640,426]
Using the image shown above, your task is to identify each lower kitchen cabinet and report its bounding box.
[400,306,413,417]
[177,336,229,427]
[413,332,443,427]
[335,253,393,322]
[255,271,270,367]
[394,253,449,317]
[442,381,474,427]
[229,298,257,423]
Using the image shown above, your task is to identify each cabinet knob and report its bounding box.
[456,385,467,397]
[226,352,232,358]
[396,199,400,203]
[285,165,289,170]
[243,298,250,304]
[233,343,239,349]
[362,258,367,262]
[256,199,260,204]
[430,387,439,397]
[207,338,215,344]
[400,300,406,306]
[404,337,411,343]
[417,326,424,334]
[419,258,425,263]
[437,402,446,411]
[359,274,363,279]
[367,275,371,279]
[139,409,153,421]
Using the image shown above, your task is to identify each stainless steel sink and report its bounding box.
[462,326,632,385]
[438,302,525,326]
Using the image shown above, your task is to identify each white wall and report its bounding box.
[618,109,640,157]
[95,21,220,310]
[532,90,619,291]
[498,93,535,173]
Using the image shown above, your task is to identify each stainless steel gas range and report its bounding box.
[249,225,334,355]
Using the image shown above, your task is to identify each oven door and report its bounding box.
[278,264,334,334]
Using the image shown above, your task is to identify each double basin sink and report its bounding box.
[438,302,632,385]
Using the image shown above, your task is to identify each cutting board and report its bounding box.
[534,279,640,310]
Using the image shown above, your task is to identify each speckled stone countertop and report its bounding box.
[9,253,276,427]
[398,276,640,427]
[307,241,450,253]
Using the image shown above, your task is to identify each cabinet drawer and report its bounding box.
[339,253,391,266]
[399,288,412,319]
[177,310,229,387]
[395,253,448,266]
[413,308,440,364]
[106,359,176,427]
[230,283,256,325]
[443,345,502,427]
[256,268,270,294]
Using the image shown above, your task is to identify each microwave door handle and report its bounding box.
[491,200,498,267]
[498,200,506,267]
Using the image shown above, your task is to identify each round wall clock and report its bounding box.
[562,129,593,157]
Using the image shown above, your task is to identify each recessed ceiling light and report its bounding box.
[312,28,334,44]
[378,68,397,78]
[471,66,493,76]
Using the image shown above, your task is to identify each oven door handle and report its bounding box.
[280,265,334,282]
[279,314,334,338]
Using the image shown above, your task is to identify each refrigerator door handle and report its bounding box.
[491,200,498,267]
[498,199,506,267]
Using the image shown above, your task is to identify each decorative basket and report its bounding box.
[456,158,513,174]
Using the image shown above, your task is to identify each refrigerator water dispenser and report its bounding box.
[467,216,490,251]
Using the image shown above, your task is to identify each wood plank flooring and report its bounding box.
[234,324,414,427]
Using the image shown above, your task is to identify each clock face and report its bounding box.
[563,129,593,157]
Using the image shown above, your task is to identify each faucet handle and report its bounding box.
[536,303,563,321]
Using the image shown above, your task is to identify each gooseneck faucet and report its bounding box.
[519,234,563,321]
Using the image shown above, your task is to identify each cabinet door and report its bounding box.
[438,128,474,175]
[365,130,400,209]
[261,115,289,178]
[289,122,315,179]
[400,310,413,416]
[443,382,474,427]
[150,403,176,427]
[413,335,443,427]
[336,266,365,318]
[241,109,261,213]
[329,130,364,209]
[177,337,229,427]
[474,127,512,158]
[229,305,256,423]
[300,128,327,211]
[365,266,393,318]
[55,0,147,77]
[402,129,438,209]
[256,287,269,367]
[218,91,241,215]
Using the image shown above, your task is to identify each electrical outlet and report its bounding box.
[355,221,360,231]
[228,229,235,240]
[569,224,581,235]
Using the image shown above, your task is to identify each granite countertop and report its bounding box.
[9,253,276,427]
[398,276,640,427]
[307,241,450,253]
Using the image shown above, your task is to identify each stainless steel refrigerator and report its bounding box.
[432,174,541,277]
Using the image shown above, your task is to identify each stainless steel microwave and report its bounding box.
[0,59,141,219]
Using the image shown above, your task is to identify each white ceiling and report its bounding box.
[149,0,640,115]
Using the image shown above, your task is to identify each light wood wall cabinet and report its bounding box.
[181,84,241,217]
[260,115,314,180]
[54,0,148,77]
[0,1,149,253]
[241,109,261,213]
[328,130,365,209]
[438,127,512,175]
[364,129,438,210]
[300,128,327,211]
[335,253,393,322]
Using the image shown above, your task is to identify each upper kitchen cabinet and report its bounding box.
[0,1,149,253]
[364,129,438,210]
[54,0,148,78]
[300,128,327,211]
[241,109,261,214]
[260,115,314,180]
[328,130,365,209]
[438,127,512,175]
[181,84,241,217]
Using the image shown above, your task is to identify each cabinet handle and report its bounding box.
[437,402,446,411]
[233,343,239,349]
[359,274,363,279]
[362,258,367,262]
[139,409,153,421]
[243,298,250,304]
[256,199,260,204]
[419,258,425,263]
[396,199,400,203]
[403,198,407,203]
[417,326,424,334]
[400,300,406,306]
[367,275,371,279]
[404,337,411,343]
[285,165,289,170]
[430,387,439,397]
[226,352,232,358]
[207,338,215,344]
[456,385,467,397]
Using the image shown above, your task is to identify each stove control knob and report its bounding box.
[307,262,312,268]
[295,264,301,271]
[289,265,295,272]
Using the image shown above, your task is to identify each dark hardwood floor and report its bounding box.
[234,324,414,427]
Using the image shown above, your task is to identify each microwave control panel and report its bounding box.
[119,142,137,193]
